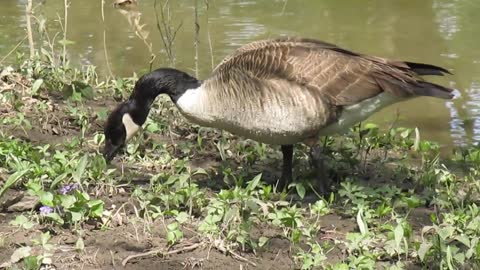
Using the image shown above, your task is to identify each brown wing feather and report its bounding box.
[209,37,453,107]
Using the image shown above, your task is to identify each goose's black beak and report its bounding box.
[103,140,122,164]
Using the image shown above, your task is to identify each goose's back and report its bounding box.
[177,37,449,144]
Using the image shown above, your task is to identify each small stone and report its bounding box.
[0,66,14,79]
[42,257,53,265]
[7,195,40,212]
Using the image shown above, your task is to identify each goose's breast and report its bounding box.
[234,98,328,144]
[177,85,332,144]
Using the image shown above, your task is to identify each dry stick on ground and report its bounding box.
[266,250,282,270]
[109,250,116,267]
[211,238,257,267]
[26,0,35,59]
[121,242,204,266]
[225,247,257,267]
[205,216,257,267]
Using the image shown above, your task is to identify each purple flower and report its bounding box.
[39,206,53,215]
[59,183,79,195]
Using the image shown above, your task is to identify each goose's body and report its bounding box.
[103,37,454,190]
[176,85,398,145]
[176,38,451,144]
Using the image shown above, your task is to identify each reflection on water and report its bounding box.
[224,20,266,47]
[466,82,480,143]
[1,0,480,147]
[446,100,467,146]
[447,80,480,147]
[434,1,460,40]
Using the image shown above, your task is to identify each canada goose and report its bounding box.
[103,37,453,191]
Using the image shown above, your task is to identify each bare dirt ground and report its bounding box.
[0,189,359,270]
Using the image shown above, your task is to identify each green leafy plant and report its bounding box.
[27,181,104,226]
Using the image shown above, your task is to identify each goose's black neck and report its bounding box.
[126,68,201,125]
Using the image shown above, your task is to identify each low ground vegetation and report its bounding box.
[0,52,480,270]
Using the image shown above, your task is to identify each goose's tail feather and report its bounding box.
[413,81,454,99]
[405,61,452,76]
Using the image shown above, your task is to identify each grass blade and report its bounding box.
[0,169,29,199]
[73,154,88,185]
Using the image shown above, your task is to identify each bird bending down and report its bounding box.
[103,37,454,191]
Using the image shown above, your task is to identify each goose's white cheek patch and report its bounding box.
[122,113,140,141]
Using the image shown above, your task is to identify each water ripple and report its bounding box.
[446,100,468,146]
[434,1,460,40]
[466,82,480,143]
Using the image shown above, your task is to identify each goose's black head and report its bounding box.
[103,100,137,162]
[103,68,200,163]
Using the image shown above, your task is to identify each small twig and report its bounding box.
[101,0,114,77]
[121,8,156,71]
[0,35,28,65]
[308,182,323,199]
[101,202,127,227]
[188,174,193,218]
[132,218,140,243]
[154,0,182,66]
[182,226,201,237]
[9,78,29,90]
[160,215,169,241]
[211,238,257,267]
[266,250,281,270]
[26,0,35,59]
[227,247,257,267]
[33,19,60,65]
[384,109,400,160]
[122,242,203,266]
[320,235,337,241]
[205,0,215,70]
[320,228,342,236]
[62,0,70,68]
[281,0,288,15]
[109,250,116,267]
[101,0,105,21]
[207,30,214,70]
[193,0,200,78]
[92,248,100,266]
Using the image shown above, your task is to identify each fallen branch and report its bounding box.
[122,242,203,266]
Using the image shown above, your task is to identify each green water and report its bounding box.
[1,0,480,147]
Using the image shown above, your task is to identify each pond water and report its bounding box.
[1,0,480,147]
